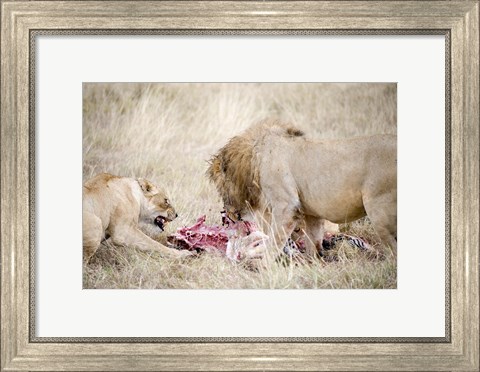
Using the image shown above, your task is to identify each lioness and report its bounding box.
[83,173,190,262]
[207,119,397,257]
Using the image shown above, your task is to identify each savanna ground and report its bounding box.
[83,83,397,289]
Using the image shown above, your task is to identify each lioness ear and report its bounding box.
[137,178,155,195]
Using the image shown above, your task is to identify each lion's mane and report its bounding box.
[207,119,304,211]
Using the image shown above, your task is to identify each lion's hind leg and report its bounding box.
[363,193,397,252]
[83,212,103,263]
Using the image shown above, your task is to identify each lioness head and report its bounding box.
[137,178,177,231]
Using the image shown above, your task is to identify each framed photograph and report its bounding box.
[1,1,478,371]
[81,82,398,290]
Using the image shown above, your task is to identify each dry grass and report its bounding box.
[83,83,397,289]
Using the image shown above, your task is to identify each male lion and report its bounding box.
[207,119,397,257]
[83,173,190,262]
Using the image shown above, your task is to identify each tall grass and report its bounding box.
[83,83,397,289]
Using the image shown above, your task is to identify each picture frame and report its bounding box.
[1,1,478,371]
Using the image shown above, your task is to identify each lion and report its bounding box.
[83,173,190,262]
[207,119,397,257]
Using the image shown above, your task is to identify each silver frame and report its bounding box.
[1,1,478,371]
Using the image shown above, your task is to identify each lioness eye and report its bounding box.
[164,198,169,204]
